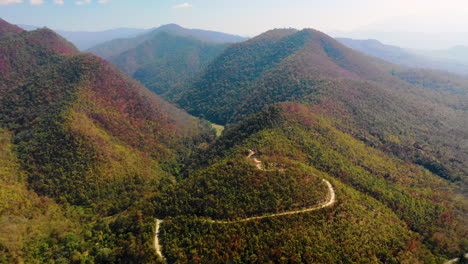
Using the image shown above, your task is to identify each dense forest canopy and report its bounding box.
[0,18,466,263]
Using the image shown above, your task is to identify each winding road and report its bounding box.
[153,150,337,262]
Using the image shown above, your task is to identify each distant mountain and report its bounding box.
[337,38,468,75]
[0,20,213,263]
[331,30,468,50]
[87,24,242,96]
[88,23,247,60]
[413,45,468,65]
[17,23,150,50]
[106,32,228,95]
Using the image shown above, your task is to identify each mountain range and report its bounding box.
[17,23,247,51]
[1,18,467,263]
[87,24,246,59]
[18,24,150,50]
[337,38,468,75]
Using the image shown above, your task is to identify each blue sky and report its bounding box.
[1,0,467,37]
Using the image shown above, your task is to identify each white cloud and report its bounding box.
[75,0,90,5]
[54,0,64,4]
[30,0,43,5]
[97,0,108,3]
[0,0,22,5]
[173,2,192,8]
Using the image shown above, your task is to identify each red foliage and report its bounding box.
[0,18,24,36]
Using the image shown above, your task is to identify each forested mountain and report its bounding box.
[0,20,213,263]
[87,24,247,60]
[0,18,24,35]
[150,102,467,263]
[173,28,467,185]
[106,32,228,95]
[337,38,468,75]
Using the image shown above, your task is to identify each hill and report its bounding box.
[88,23,247,60]
[337,38,468,75]
[0,20,213,263]
[149,103,467,263]
[173,28,467,187]
[107,32,229,95]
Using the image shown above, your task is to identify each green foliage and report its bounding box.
[111,32,228,95]
[151,104,466,262]
[0,22,214,263]
[171,28,467,182]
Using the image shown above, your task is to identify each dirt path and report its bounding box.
[154,219,166,263]
[154,149,337,260]
[444,253,468,264]
[208,178,335,224]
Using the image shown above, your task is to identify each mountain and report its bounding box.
[413,45,468,65]
[106,32,229,95]
[174,28,467,184]
[0,20,213,263]
[148,28,467,263]
[87,23,247,60]
[337,38,468,75]
[0,18,24,35]
[331,30,468,50]
[151,102,467,263]
[18,24,150,50]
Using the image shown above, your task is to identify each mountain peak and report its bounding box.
[0,18,25,36]
[159,23,184,30]
[29,28,79,54]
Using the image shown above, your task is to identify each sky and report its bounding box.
[1,0,468,45]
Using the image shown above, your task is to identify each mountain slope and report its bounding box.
[337,38,468,75]
[88,23,247,60]
[173,28,468,184]
[0,21,213,262]
[108,32,228,95]
[150,103,467,263]
[0,18,24,36]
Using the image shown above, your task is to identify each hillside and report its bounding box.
[0,20,213,263]
[337,38,468,75]
[87,23,247,60]
[0,18,24,35]
[107,32,228,95]
[173,28,468,185]
[149,103,467,263]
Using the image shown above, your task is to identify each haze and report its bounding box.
[2,0,468,49]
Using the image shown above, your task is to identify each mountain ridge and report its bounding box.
[173,27,467,183]
[0,20,213,262]
[87,23,247,60]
